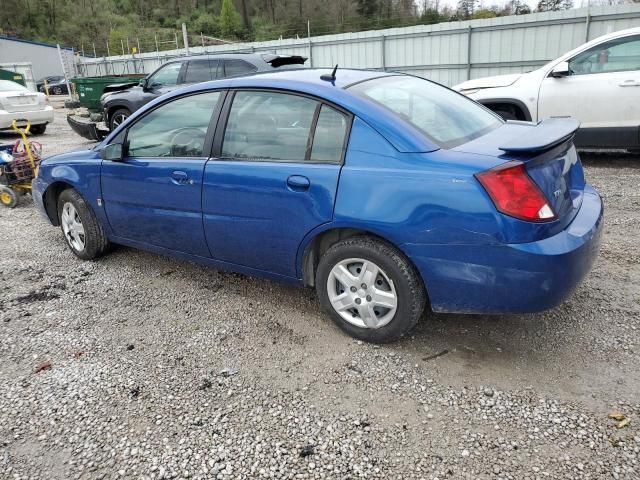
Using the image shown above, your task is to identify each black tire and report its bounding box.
[109,108,131,131]
[0,186,18,208]
[315,236,426,343]
[57,188,109,260]
[64,99,81,109]
[30,124,46,135]
[52,86,63,95]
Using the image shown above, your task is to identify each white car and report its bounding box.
[0,80,54,135]
[454,27,640,151]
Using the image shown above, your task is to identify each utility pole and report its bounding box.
[182,23,189,55]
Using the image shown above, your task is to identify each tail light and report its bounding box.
[475,161,556,222]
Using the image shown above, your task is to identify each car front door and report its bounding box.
[138,61,186,106]
[538,34,640,147]
[202,90,351,278]
[101,90,224,257]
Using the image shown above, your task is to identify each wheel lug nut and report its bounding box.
[350,286,357,293]
[355,298,361,305]
[361,283,367,289]
[366,295,372,302]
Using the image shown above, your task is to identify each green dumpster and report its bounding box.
[71,74,146,110]
[0,68,26,87]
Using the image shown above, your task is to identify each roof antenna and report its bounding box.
[320,64,338,82]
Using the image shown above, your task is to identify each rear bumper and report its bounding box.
[405,184,604,314]
[0,107,54,129]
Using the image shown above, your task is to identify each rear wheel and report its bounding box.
[315,236,426,343]
[30,124,46,135]
[52,86,63,95]
[57,188,109,260]
[0,186,18,208]
[109,108,131,131]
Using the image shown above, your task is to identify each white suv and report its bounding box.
[454,27,640,151]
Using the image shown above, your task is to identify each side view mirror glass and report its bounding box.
[550,61,570,78]
[101,143,124,161]
[139,78,148,89]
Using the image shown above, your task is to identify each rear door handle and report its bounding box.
[171,170,193,185]
[286,175,310,191]
[619,80,640,87]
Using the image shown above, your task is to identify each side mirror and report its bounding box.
[101,143,124,161]
[139,78,149,90]
[550,61,570,78]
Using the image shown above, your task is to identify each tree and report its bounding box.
[219,0,242,38]
[457,0,478,19]
[537,0,572,11]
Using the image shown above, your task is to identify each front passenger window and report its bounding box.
[569,35,640,75]
[127,92,221,158]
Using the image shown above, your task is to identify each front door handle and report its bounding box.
[286,175,310,191]
[171,170,193,185]
[619,80,640,87]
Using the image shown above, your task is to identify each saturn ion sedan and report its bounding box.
[32,69,603,343]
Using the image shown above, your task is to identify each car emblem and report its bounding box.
[553,189,562,198]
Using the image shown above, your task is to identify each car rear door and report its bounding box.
[202,90,351,278]
[101,90,224,257]
[183,59,221,85]
[538,34,640,147]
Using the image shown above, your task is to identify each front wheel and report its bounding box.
[0,186,18,208]
[109,108,130,131]
[57,188,109,260]
[315,236,426,343]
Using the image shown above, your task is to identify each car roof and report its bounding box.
[174,52,297,63]
[136,68,437,152]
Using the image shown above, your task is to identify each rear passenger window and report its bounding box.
[184,59,218,83]
[310,105,348,163]
[224,60,258,77]
[222,91,317,161]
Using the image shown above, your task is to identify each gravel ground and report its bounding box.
[1,100,639,480]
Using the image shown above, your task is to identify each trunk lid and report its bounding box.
[2,93,40,112]
[454,118,585,224]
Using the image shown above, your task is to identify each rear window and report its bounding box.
[0,80,28,92]
[348,75,502,149]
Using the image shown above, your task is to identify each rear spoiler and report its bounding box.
[498,118,580,153]
[263,54,308,68]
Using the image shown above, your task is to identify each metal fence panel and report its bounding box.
[76,3,640,86]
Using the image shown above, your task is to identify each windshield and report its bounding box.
[349,75,502,148]
[0,80,28,92]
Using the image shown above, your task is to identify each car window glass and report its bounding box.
[350,75,501,149]
[185,59,219,83]
[310,105,348,163]
[224,59,258,77]
[148,62,182,88]
[570,35,640,75]
[127,91,221,158]
[222,91,317,161]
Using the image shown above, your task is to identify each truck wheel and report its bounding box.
[57,188,109,260]
[315,236,426,343]
[109,108,131,131]
[0,186,18,208]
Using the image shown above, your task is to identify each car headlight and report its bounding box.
[100,92,112,104]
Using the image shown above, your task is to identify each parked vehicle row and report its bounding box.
[454,27,640,151]
[33,69,603,343]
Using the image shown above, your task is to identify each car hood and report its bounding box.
[453,73,523,91]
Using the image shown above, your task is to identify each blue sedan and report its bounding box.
[32,69,603,343]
